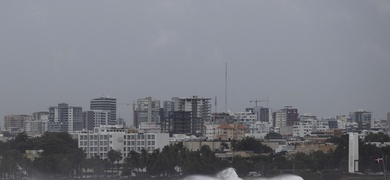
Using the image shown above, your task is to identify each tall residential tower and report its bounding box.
[90,96,117,125]
[48,103,83,133]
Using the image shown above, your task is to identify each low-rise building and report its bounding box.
[246,122,273,139]
[215,124,247,141]
[77,125,169,159]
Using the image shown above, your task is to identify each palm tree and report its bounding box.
[146,149,162,177]
[123,150,140,179]
[139,149,148,173]
[107,149,122,177]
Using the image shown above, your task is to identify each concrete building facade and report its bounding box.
[4,114,32,134]
[273,106,299,128]
[78,125,169,159]
[162,96,211,136]
[83,110,110,130]
[349,110,372,130]
[90,96,117,125]
[48,103,83,133]
[215,124,247,141]
[133,97,161,128]
[24,114,49,136]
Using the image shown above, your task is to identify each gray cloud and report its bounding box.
[1,1,389,127]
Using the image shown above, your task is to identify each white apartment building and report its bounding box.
[248,121,273,134]
[134,97,161,128]
[92,110,110,127]
[122,132,169,157]
[78,125,169,159]
[78,125,125,159]
[204,124,220,140]
[228,110,257,126]
[24,114,49,136]
[293,118,330,138]
[90,96,117,125]
[293,119,314,138]
[314,120,329,132]
[245,121,273,139]
[139,122,161,133]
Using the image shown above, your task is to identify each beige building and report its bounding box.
[214,124,247,141]
[295,143,337,154]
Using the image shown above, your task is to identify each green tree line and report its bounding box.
[1,132,390,179]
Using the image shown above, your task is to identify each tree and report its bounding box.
[364,132,390,143]
[70,148,86,177]
[232,156,251,177]
[107,149,122,176]
[146,149,163,177]
[182,151,202,176]
[232,137,273,154]
[265,132,282,140]
[292,152,314,171]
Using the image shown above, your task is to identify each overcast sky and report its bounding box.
[1,0,390,127]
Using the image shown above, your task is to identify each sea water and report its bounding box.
[182,168,303,180]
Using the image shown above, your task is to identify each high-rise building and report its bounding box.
[90,96,117,125]
[25,113,49,136]
[4,114,32,134]
[133,97,161,128]
[32,111,49,120]
[349,110,372,130]
[48,103,83,133]
[83,110,110,130]
[273,111,286,128]
[273,106,299,128]
[164,111,192,134]
[162,96,211,136]
[253,107,271,123]
[162,97,180,119]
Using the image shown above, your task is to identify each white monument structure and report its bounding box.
[348,132,359,173]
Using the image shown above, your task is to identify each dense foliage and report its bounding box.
[1,132,390,179]
[231,136,273,154]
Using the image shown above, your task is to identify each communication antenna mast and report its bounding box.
[225,63,228,112]
[214,96,217,113]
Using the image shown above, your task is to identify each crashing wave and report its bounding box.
[182,167,303,180]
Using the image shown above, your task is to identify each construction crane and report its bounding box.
[250,97,270,107]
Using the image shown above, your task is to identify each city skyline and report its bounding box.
[1,1,389,126]
[0,95,385,129]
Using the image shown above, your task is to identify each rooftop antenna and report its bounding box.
[214,95,217,113]
[225,62,228,112]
